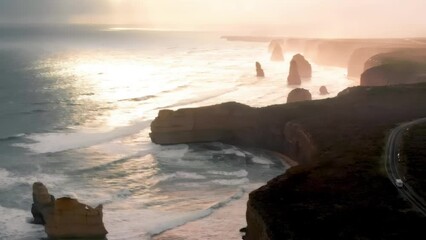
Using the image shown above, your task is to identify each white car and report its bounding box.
[395,179,404,188]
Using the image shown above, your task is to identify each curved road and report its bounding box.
[385,118,426,216]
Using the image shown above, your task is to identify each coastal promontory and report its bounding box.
[150,83,426,239]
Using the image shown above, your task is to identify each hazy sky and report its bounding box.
[1,0,426,37]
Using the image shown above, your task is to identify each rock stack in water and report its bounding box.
[268,39,282,52]
[287,88,312,103]
[31,182,55,224]
[30,182,108,239]
[271,44,284,61]
[319,86,329,95]
[256,62,265,77]
[292,54,312,78]
[287,60,301,85]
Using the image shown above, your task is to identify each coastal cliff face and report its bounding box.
[151,83,426,240]
[150,102,317,164]
[244,84,426,240]
[361,49,426,86]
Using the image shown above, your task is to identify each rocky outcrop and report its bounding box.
[287,88,312,103]
[291,54,312,78]
[243,83,426,240]
[44,197,107,239]
[319,86,329,95]
[287,60,301,85]
[256,62,265,77]
[30,182,108,239]
[268,39,283,52]
[347,47,395,79]
[150,101,317,164]
[151,85,426,240]
[360,49,426,86]
[270,44,284,61]
[31,182,55,224]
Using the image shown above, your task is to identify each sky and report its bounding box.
[0,0,426,37]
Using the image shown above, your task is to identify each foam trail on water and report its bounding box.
[0,206,45,239]
[104,188,246,240]
[13,120,151,154]
[0,168,67,190]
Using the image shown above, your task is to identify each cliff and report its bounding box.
[361,49,426,86]
[151,83,426,239]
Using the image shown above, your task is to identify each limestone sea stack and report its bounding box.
[287,60,301,85]
[271,44,284,61]
[31,182,55,224]
[44,197,108,239]
[30,182,108,239]
[287,88,312,103]
[292,54,312,78]
[319,86,329,95]
[256,62,265,77]
[268,39,282,52]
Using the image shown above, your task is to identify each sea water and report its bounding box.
[0,25,355,239]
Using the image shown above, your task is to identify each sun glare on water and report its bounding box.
[42,52,173,129]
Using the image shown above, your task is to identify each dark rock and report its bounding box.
[31,182,55,225]
[287,60,301,85]
[287,88,312,103]
[255,62,265,77]
[271,44,284,61]
[292,54,312,78]
[319,86,329,95]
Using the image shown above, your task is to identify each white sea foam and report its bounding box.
[222,148,246,157]
[0,168,66,190]
[155,144,189,159]
[104,188,245,240]
[208,170,248,177]
[212,178,250,186]
[13,120,151,154]
[251,156,274,165]
[0,206,45,239]
[155,171,206,183]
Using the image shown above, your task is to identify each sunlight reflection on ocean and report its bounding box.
[0,28,355,240]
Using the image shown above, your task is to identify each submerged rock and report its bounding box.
[287,60,301,85]
[319,86,329,95]
[287,88,312,103]
[292,54,312,78]
[256,62,265,77]
[30,182,108,239]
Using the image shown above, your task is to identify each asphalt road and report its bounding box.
[385,118,426,216]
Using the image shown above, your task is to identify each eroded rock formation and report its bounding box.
[319,86,329,95]
[268,39,283,53]
[292,54,312,78]
[44,197,107,239]
[360,49,426,86]
[256,62,264,77]
[31,182,55,224]
[287,60,301,85]
[287,88,312,103]
[270,44,284,61]
[151,84,426,240]
[30,182,108,239]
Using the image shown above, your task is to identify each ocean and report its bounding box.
[0,25,355,240]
